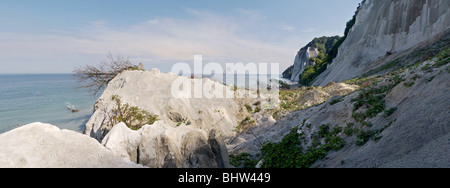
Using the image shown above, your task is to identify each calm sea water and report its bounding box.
[0,74,98,134]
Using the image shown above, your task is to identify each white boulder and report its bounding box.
[0,123,143,168]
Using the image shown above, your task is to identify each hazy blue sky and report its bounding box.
[0,0,362,74]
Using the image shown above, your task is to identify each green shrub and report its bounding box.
[311,135,321,148]
[260,126,340,168]
[350,74,403,124]
[111,95,159,130]
[356,130,375,146]
[244,104,252,113]
[343,75,380,86]
[391,74,405,85]
[305,123,312,129]
[261,123,347,168]
[318,124,330,138]
[236,116,256,132]
[361,121,373,127]
[278,80,290,90]
[351,94,385,123]
[411,74,422,80]
[260,127,304,168]
[329,96,344,105]
[425,76,436,83]
[299,65,321,85]
[404,82,414,88]
[355,126,388,146]
[280,101,293,110]
[421,64,433,72]
[433,48,450,68]
[344,126,358,136]
[332,126,343,135]
[229,153,259,168]
[325,136,346,151]
[384,107,397,117]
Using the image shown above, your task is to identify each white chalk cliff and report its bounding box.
[232,58,450,168]
[102,122,231,168]
[313,0,450,85]
[85,69,244,141]
[84,69,250,167]
[290,46,319,82]
[1,0,448,168]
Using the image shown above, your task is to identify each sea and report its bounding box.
[0,74,98,134]
[0,73,291,134]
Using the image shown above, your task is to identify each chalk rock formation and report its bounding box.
[228,82,359,154]
[102,122,231,168]
[85,69,245,141]
[290,46,319,82]
[232,58,450,168]
[285,36,341,82]
[314,0,450,85]
[0,123,142,168]
[85,69,251,167]
[315,61,450,168]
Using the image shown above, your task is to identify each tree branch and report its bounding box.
[73,53,139,96]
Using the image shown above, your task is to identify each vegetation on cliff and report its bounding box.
[294,1,366,85]
[298,36,342,85]
[234,44,449,168]
[273,82,358,120]
[260,124,345,168]
[110,95,158,130]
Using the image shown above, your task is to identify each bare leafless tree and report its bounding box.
[74,53,141,96]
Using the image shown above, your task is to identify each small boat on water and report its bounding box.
[67,104,80,113]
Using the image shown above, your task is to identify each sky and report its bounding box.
[0,0,362,74]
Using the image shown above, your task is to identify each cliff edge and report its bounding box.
[313,0,450,85]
